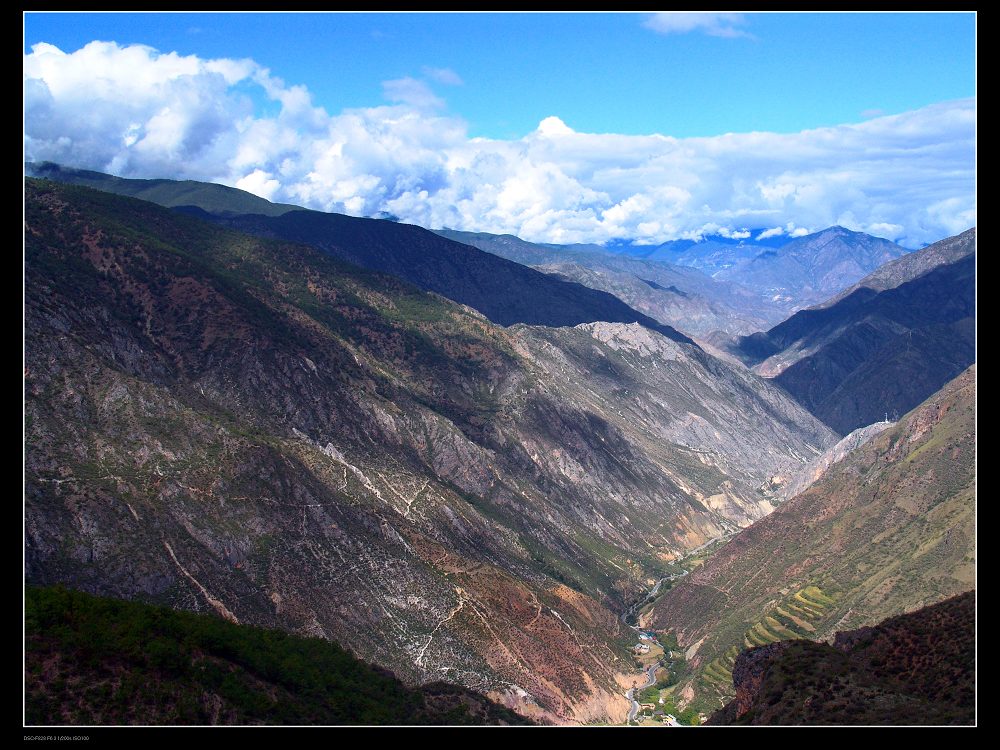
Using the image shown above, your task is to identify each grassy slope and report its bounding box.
[26,162,303,216]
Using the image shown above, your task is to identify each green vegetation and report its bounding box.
[710,592,975,725]
[693,584,841,701]
[28,162,303,217]
[25,586,530,725]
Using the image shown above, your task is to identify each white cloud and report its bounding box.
[236,168,281,201]
[422,66,463,86]
[643,12,751,39]
[865,222,904,240]
[24,41,975,248]
[757,227,783,241]
[756,222,813,241]
[381,77,444,109]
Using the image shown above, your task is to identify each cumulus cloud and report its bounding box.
[714,227,751,240]
[756,223,812,241]
[643,12,751,39]
[24,41,975,248]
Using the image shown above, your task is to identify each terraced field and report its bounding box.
[697,585,842,692]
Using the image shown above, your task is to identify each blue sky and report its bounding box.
[24,12,976,246]
[24,12,975,139]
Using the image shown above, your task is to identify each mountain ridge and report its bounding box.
[27,163,695,346]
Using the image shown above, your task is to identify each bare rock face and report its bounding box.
[24,180,835,723]
[778,420,893,502]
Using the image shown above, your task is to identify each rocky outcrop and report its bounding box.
[708,641,793,724]
[777,420,893,502]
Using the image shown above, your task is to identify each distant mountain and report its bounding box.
[712,226,910,310]
[727,229,975,434]
[26,161,304,217]
[25,180,834,722]
[26,586,531,725]
[647,367,975,713]
[644,239,769,273]
[436,229,787,337]
[612,230,796,262]
[815,227,976,308]
[646,226,910,313]
[28,164,693,345]
[709,592,975,725]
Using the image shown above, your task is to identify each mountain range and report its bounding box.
[22,163,975,727]
[26,162,692,344]
[647,227,910,311]
[721,229,976,434]
[25,179,836,723]
[32,163,919,343]
[436,228,787,337]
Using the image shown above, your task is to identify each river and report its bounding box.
[620,571,688,724]
[619,533,735,725]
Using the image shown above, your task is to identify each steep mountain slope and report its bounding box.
[777,420,893,503]
[436,229,783,336]
[817,228,976,309]
[26,161,303,217]
[24,180,834,723]
[727,230,975,434]
[709,592,975,725]
[712,226,910,310]
[203,210,694,342]
[26,586,530,725]
[648,367,975,712]
[535,262,772,339]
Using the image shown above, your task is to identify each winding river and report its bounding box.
[619,532,736,725]
[620,571,688,724]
